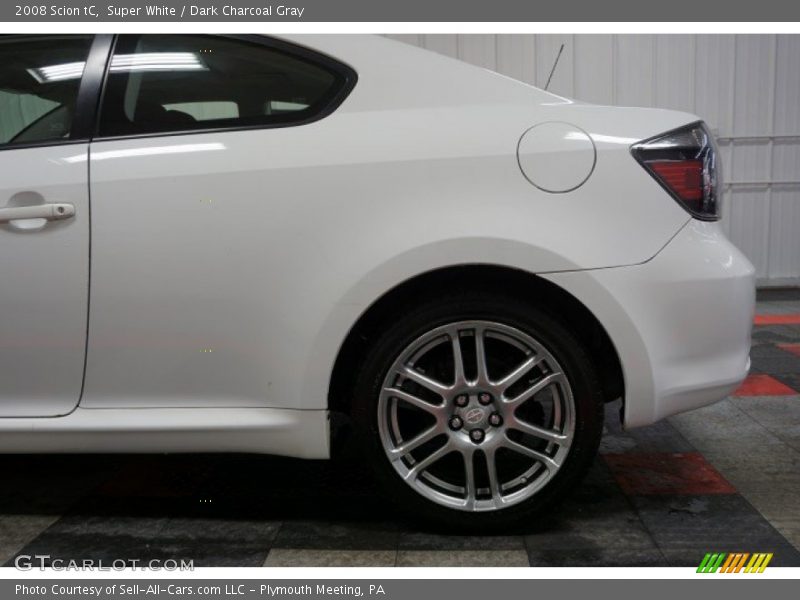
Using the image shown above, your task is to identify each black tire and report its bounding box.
[351,290,604,532]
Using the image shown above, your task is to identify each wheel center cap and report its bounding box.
[463,407,486,426]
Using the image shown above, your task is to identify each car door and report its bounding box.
[0,35,109,417]
[82,34,355,410]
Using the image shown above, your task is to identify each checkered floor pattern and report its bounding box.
[1,290,799,568]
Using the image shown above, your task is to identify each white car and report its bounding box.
[0,34,754,529]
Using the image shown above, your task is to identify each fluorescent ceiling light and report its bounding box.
[27,61,86,83]
[110,52,207,72]
[26,52,206,83]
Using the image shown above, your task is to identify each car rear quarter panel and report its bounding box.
[84,35,698,414]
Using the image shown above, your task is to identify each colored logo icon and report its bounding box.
[697,552,773,573]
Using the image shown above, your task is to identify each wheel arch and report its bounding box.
[328,264,624,421]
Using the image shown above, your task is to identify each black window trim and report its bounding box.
[92,34,358,143]
[72,34,114,141]
[0,34,111,153]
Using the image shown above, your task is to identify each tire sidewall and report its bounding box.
[351,291,604,532]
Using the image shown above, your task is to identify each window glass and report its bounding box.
[162,101,239,121]
[0,35,93,146]
[99,35,346,137]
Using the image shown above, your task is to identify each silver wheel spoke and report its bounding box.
[384,387,443,415]
[399,366,450,395]
[504,372,562,406]
[475,327,489,383]
[405,441,452,481]
[449,329,466,385]
[389,426,440,460]
[501,437,560,471]
[508,417,570,446]
[485,448,503,506]
[496,355,543,391]
[463,449,477,510]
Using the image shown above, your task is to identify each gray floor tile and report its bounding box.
[773,373,800,393]
[0,514,60,566]
[631,495,797,559]
[397,549,529,567]
[602,418,694,455]
[527,547,668,567]
[730,395,800,448]
[750,356,800,375]
[669,399,783,447]
[755,290,800,303]
[764,520,800,551]
[264,549,397,567]
[159,517,280,543]
[398,532,524,551]
[272,520,400,550]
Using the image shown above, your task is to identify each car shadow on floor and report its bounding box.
[0,432,625,529]
[1,449,646,566]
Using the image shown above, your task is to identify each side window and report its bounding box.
[98,35,352,137]
[0,35,93,146]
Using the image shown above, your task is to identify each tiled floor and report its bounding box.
[1,290,799,568]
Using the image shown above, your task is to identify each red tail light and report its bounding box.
[631,122,720,221]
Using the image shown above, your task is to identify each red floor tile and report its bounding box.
[603,452,736,496]
[754,314,800,325]
[778,343,800,358]
[733,374,797,396]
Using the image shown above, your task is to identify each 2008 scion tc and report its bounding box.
[0,34,754,529]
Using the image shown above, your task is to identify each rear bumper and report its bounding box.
[543,219,755,428]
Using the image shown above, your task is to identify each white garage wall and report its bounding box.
[386,35,800,286]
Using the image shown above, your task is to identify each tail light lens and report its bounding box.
[631,122,720,221]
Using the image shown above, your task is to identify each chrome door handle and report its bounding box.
[0,203,75,223]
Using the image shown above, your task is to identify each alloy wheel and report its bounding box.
[378,320,575,512]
